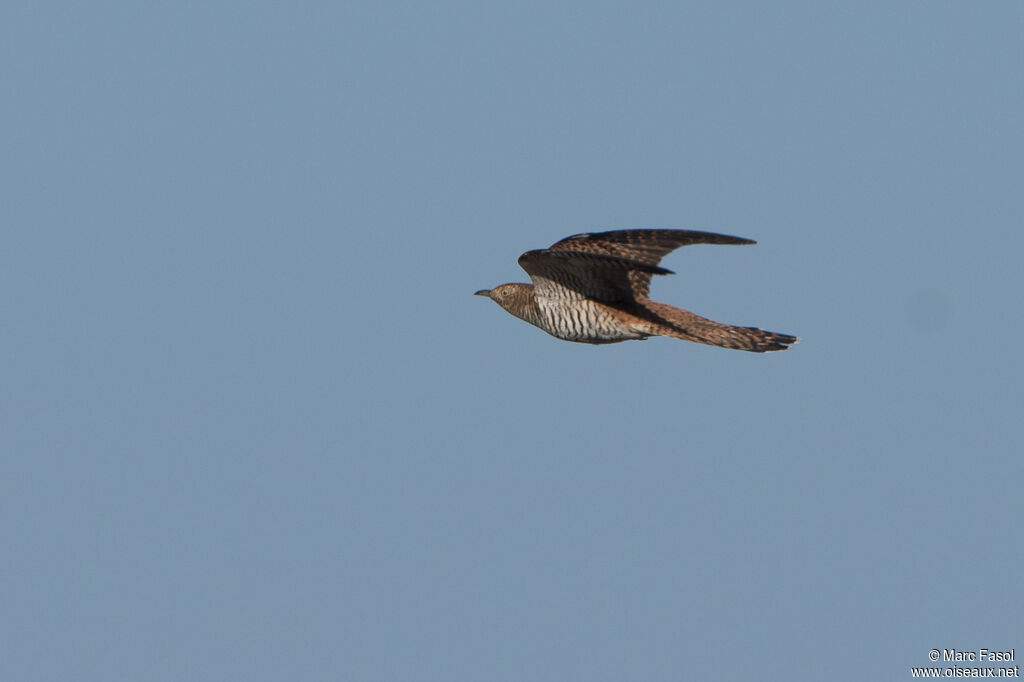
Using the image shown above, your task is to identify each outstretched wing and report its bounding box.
[518,250,672,304]
[528,229,756,300]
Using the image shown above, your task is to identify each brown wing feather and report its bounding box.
[545,229,755,299]
[518,250,669,303]
[549,229,755,265]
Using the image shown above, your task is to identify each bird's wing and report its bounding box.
[548,229,755,264]
[543,229,755,299]
[518,250,671,303]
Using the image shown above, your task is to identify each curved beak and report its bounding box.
[474,289,491,297]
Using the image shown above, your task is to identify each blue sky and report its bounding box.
[3,2,1022,680]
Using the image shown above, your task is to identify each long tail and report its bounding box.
[640,301,797,353]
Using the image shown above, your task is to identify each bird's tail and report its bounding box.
[640,301,797,353]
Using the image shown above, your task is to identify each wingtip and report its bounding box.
[772,335,799,351]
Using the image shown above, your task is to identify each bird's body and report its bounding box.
[475,229,797,352]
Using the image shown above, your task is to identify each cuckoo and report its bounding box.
[474,229,797,352]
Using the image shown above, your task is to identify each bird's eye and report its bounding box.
[501,288,510,297]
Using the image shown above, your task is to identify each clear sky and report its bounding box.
[3,2,1022,680]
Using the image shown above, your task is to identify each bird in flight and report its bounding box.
[475,229,796,352]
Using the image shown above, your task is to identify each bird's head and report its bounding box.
[474,283,536,319]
